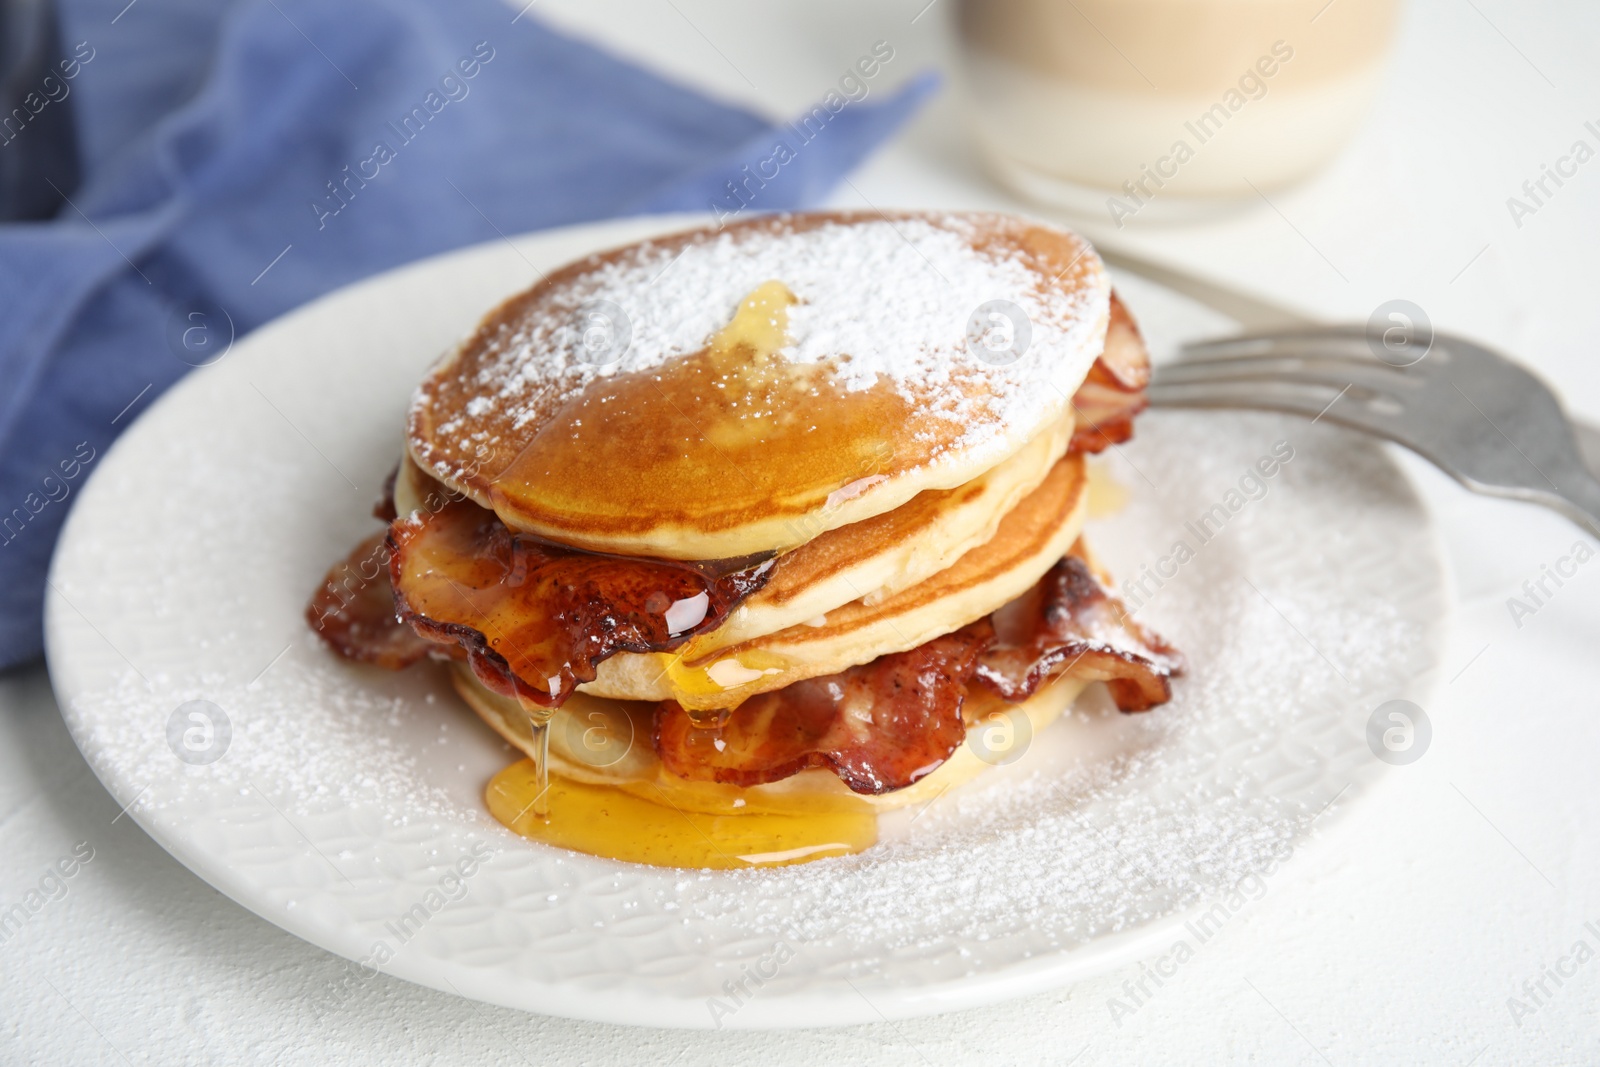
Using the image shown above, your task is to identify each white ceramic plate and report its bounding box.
[46,215,1448,1029]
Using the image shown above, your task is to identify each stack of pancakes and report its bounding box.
[311,210,1179,813]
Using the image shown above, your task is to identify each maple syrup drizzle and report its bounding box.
[516,699,556,817]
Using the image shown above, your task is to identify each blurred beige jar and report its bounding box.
[955,0,1399,223]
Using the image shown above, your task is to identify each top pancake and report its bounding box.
[408,210,1109,560]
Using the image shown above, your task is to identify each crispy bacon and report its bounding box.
[1070,291,1150,454]
[974,554,1183,712]
[386,498,772,708]
[653,543,1181,795]
[654,623,993,795]
[313,507,1182,795]
[306,532,435,670]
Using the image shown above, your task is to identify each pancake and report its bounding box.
[451,661,1089,815]
[583,452,1089,709]
[407,211,1110,560]
[698,415,1072,652]
[392,413,1073,656]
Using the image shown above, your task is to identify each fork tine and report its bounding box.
[1149,377,1417,449]
[1146,378,1347,419]
[1181,328,1429,367]
[1155,354,1415,395]
[1182,325,1370,352]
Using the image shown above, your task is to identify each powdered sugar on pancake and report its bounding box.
[425,213,1107,466]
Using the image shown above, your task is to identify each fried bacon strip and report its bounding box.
[974,555,1183,712]
[654,542,1181,795]
[1070,291,1150,454]
[385,498,772,708]
[306,532,436,670]
[655,623,992,795]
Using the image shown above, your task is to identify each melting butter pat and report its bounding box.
[709,279,797,366]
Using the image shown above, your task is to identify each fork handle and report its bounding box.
[1545,421,1600,539]
[1574,420,1600,476]
[1544,476,1600,541]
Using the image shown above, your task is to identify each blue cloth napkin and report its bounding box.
[0,0,937,669]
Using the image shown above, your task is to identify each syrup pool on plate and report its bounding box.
[485,760,877,869]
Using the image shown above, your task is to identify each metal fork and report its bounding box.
[1147,326,1600,536]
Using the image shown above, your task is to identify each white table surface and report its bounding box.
[5,1,1598,1063]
